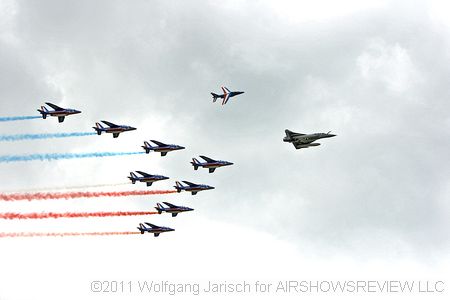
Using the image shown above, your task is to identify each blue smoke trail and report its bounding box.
[0,152,144,163]
[0,132,96,142]
[0,116,41,122]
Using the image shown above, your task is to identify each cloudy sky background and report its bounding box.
[0,0,449,299]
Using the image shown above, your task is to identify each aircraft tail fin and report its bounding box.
[142,141,151,153]
[38,106,49,119]
[191,158,200,170]
[93,122,104,135]
[129,172,138,183]
[137,223,145,234]
[174,181,183,192]
[155,203,164,214]
[211,93,219,103]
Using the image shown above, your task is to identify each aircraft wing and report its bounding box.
[182,181,197,187]
[293,141,309,149]
[150,140,167,147]
[221,86,231,94]
[222,93,230,105]
[199,155,215,163]
[285,129,305,136]
[136,171,152,177]
[101,120,120,128]
[162,202,177,208]
[144,222,158,228]
[45,102,64,111]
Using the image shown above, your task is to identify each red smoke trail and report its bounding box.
[0,211,158,220]
[0,231,140,238]
[0,189,176,201]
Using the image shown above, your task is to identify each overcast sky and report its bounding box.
[0,1,449,299]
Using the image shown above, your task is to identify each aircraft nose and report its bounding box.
[179,146,186,150]
[129,127,137,131]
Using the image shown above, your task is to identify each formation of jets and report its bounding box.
[211,86,244,105]
[191,156,234,173]
[37,102,81,123]
[142,140,185,156]
[283,129,336,150]
[128,171,169,187]
[35,88,337,238]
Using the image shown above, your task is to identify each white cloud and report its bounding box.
[264,0,387,24]
[357,38,421,93]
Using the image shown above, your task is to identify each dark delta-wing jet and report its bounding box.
[37,102,81,123]
[174,181,214,195]
[155,202,194,217]
[142,140,185,156]
[93,120,136,138]
[137,222,174,237]
[283,129,336,150]
[211,86,244,105]
[128,171,169,187]
[191,156,234,173]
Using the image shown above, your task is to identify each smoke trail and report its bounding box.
[3,182,131,193]
[0,189,176,201]
[0,116,41,122]
[0,211,158,219]
[0,151,144,163]
[0,132,96,142]
[0,231,140,238]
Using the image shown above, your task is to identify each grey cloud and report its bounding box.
[0,0,448,260]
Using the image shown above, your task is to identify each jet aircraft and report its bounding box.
[191,156,233,173]
[174,181,214,195]
[93,120,136,138]
[137,222,174,237]
[142,140,185,156]
[283,129,336,150]
[211,87,244,105]
[155,202,194,217]
[128,171,169,186]
[37,102,81,123]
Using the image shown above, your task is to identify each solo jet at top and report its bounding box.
[137,222,174,237]
[93,120,136,138]
[174,181,214,195]
[128,171,169,187]
[211,87,244,105]
[191,156,234,173]
[155,202,194,217]
[142,140,185,156]
[37,102,81,123]
[283,129,336,150]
